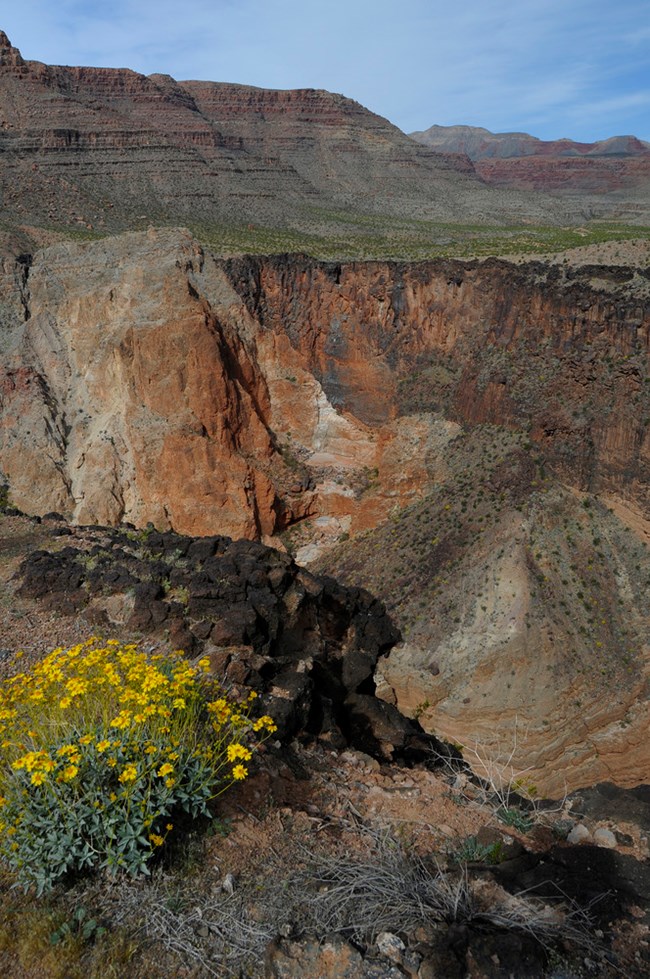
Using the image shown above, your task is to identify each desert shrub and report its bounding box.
[496,806,534,833]
[452,835,505,865]
[0,638,275,893]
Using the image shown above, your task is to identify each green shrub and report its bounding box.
[496,806,533,833]
[0,639,275,893]
[452,836,505,865]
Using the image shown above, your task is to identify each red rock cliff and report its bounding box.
[1,231,648,544]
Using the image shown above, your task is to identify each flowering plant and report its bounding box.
[0,638,275,893]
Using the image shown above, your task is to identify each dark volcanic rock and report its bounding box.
[17,526,416,756]
[569,782,650,834]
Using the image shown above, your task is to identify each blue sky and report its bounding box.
[3,1,649,143]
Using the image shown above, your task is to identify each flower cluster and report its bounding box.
[0,639,276,893]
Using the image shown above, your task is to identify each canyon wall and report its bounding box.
[1,228,649,793]
[1,30,561,236]
[225,250,650,516]
[1,230,649,542]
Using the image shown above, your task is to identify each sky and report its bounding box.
[2,0,649,143]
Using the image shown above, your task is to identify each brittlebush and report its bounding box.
[0,638,275,893]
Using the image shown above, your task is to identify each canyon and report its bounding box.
[1,227,648,794]
[0,28,649,979]
[0,29,648,797]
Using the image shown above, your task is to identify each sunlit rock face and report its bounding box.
[2,230,649,541]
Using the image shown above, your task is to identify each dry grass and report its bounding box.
[288,825,601,956]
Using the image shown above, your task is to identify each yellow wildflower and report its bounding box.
[30,771,46,786]
[252,715,277,734]
[65,677,88,697]
[61,765,79,782]
[227,743,252,763]
[232,764,248,781]
[109,710,132,730]
[207,698,230,716]
[149,834,164,847]
[157,763,174,778]
[118,765,137,783]
[96,739,111,753]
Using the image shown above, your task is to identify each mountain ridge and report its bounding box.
[410,123,650,203]
[1,28,649,244]
[409,123,650,160]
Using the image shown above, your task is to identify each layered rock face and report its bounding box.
[0,31,566,236]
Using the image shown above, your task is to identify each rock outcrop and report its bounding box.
[15,521,445,762]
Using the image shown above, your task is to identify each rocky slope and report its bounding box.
[1,227,649,792]
[0,30,582,241]
[0,510,648,978]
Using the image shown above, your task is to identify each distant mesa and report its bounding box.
[409,123,650,160]
[409,124,650,197]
